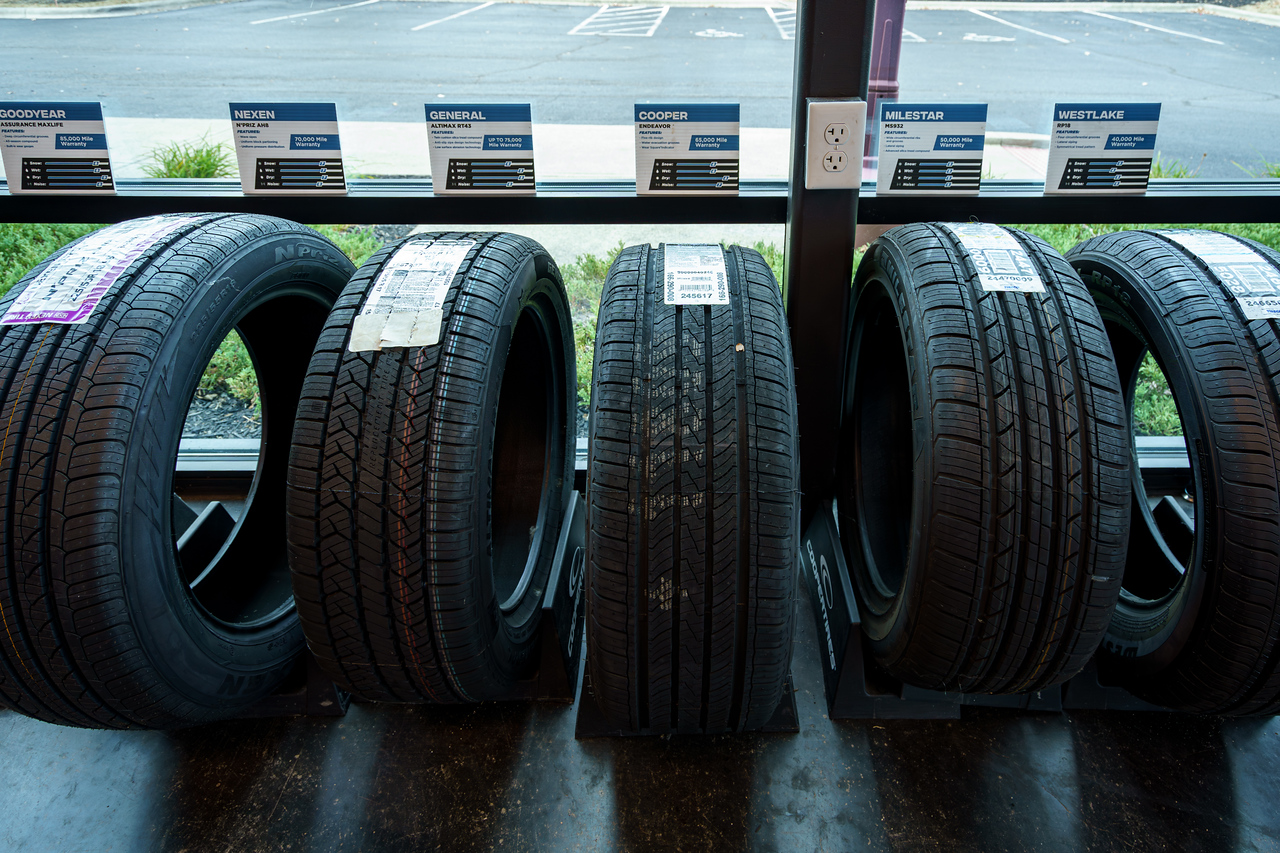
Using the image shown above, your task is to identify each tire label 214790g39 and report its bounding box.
[1,216,201,325]
[939,223,1045,294]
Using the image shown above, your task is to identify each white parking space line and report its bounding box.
[411,1,495,31]
[1082,10,1225,45]
[968,9,1071,43]
[569,5,670,37]
[766,7,795,40]
[902,28,926,42]
[251,0,379,26]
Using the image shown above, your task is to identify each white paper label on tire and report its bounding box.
[663,244,729,305]
[1156,230,1280,321]
[348,239,474,352]
[0,215,201,326]
[939,223,1045,293]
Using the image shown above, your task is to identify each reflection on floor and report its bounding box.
[0,609,1276,852]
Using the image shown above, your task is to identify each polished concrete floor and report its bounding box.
[1,609,1278,852]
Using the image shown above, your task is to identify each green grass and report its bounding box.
[308,224,383,269]
[4,221,1278,423]
[561,242,625,407]
[1149,151,1204,180]
[0,220,383,411]
[1234,156,1280,179]
[142,137,235,179]
[0,223,101,297]
[1133,352,1183,437]
[559,240,791,407]
[1013,222,1280,256]
[197,329,261,410]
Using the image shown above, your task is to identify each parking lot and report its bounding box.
[1,0,1277,177]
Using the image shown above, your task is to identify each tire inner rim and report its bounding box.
[172,291,330,631]
[492,304,558,616]
[852,280,914,602]
[1106,320,1195,605]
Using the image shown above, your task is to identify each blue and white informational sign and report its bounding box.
[229,102,346,195]
[1045,103,1160,194]
[876,103,987,195]
[634,104,739,195]
[425,104,535,195]
[0,102,114,195]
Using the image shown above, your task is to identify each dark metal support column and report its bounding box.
[783,0,877,527]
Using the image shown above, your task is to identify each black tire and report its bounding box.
[1069,230,1280,714]
[287,232,575,703]
[586,243,798,734]
[838,223,1131,694]
[0,214,352,729]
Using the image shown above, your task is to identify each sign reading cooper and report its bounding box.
[634,102,740,195]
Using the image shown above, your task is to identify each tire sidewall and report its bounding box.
[122,231,349,707]
[471,250,574,681]
[842,240,928,651]
[1074,251,1212,674]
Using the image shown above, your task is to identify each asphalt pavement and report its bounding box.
[0,0,1276,178]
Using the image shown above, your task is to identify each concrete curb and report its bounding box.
[0,0,241,19]
[4,0,1274,19]
[0,0,788,18]
[907,0,1273,13]
[987,132,1050,149]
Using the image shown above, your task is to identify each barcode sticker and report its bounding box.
[348,239,474,352]
[664,244,730,305]
[1156,230,1280,321]
[1,216,201,325]
[939,222,1045,293]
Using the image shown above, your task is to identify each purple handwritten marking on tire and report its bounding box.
[1,216,199,325]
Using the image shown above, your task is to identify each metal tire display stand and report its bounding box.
[2,0,1277,725]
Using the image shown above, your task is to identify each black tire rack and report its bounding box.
[1,0,1279,725]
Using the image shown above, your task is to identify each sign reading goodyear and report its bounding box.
[0,101,114,195]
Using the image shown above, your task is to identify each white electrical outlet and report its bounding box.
[805,98,867,190]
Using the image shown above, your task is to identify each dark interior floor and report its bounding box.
[1,609,1277,853]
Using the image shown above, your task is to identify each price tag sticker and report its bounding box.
[1,216,201,325]
[1158,230,1280,321]
[663,244,729,305]
[348,239,475,351]
[940,223,1044,293]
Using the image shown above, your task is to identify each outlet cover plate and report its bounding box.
[805,98,867,190]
